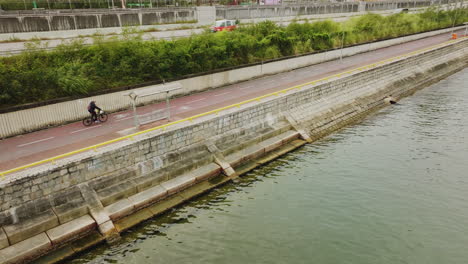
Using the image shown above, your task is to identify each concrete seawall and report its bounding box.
[0,25,465,139]
[0,37,466,263]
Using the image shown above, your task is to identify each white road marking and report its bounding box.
[17,137,54,147]
[214,92,230,97]
[185,98,205,104]
[115,116,134,122]
[114,114,129,119]
[70,125,102,134]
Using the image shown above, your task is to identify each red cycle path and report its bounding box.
[0,30,463,172]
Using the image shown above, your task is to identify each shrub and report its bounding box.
[1,8,466,107]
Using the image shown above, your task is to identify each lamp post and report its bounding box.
[464,22,468,36]
[450,0,462,35]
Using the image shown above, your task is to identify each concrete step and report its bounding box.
[0,228,8,250]
[46,215,96,246]
[3,209,59,246]
[225,129,300,168]
[235,139,307,176]
[97,179,138,207]
[104,162,221,222]
[0,233,52,264]
[217,121,292,157]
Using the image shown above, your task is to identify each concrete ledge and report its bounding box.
[281,130,301,144]
[128,185,168,210]
[54,200,89,225]
[160,173,197,195]
[0,228,9,250]
[104,198,135,221]
[193,163,222,182]
[177,179,225,201]
[33,245,75,264]
[115,174,234,233]
[147,194,185,217]
[114,208,153,232]
[97,220,117,238]
[225,129,300,168]
[260,134,290,153]
[225,151,244,168]
[241,145,266,164]
[97,180,138,207]
[69,230,104,253]
[0,233,52,264]
[133,173,169,192]
[256,139,307,165]
[3,210,59,245]
[46,215,96,245]
[89,208,110,226]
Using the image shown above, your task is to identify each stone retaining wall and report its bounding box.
[0,26,464,139]
[0,37,466,263]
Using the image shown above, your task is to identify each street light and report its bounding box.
[464,22,468,36]
[450,0,463,35]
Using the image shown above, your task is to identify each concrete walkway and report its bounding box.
[0,30,463,172]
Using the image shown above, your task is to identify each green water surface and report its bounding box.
[69,68,468,264]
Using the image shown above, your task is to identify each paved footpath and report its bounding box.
[0,30,464,172]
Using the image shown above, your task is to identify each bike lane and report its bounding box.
[0,30,463,172]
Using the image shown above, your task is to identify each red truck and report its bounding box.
[211,20,237,32]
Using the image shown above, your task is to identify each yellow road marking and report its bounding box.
[0,37,464,177]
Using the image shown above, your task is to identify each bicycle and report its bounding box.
[82,110,108,126]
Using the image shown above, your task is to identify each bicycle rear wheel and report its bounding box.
[98,113,108,123]
[82,117,93,126]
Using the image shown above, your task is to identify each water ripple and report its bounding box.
[69,69,468,264]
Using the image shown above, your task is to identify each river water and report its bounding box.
[69,68,468,264]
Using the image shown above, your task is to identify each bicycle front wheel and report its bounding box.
[82,117,93,126]
[98,113,108,123]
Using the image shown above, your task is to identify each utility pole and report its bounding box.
[340,30,345,61]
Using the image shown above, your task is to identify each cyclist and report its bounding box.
[87,101,102,122]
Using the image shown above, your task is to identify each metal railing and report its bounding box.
[0,0,209,11]
[0,36,464,179]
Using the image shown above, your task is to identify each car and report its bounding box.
[211,20,237,32]
[393,8,409,14]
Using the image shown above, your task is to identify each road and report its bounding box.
[0,9,407,56]
[0,28,205,56]
[0,30,463,173]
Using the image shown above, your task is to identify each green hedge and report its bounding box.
[0,8,467,107]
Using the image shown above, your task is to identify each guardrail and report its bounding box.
[0,35,191,57]
[0,36,465,179]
